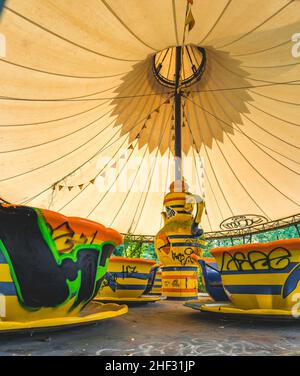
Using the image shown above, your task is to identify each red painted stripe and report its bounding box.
[162,288,197,292]
[162,275,196,279]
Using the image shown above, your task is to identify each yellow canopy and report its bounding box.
[0,0,299,236]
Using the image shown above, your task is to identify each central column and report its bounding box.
[174,46,182,182]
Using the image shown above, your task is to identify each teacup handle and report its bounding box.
[143,264,160,295]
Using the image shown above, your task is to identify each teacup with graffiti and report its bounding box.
[0,204,122,323]
[211,239,300,312]
[98,257,156,299]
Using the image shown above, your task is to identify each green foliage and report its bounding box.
[113,225,299,262]
[197,267,206,293]
[140,242,158,262]
[204,224,300,256]
[123,233,144,258]
[113,233,158,262]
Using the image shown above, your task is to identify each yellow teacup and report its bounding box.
[211,238,300,311]
[0,204,122,322]
[99,257,156,299]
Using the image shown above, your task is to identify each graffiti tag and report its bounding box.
[172,248,196,266]
[221,247,291,271]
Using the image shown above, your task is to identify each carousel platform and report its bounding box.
[1,299,300,356]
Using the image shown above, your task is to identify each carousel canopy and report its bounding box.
[0,0,299,237]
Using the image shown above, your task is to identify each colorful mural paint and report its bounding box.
[154,179,206,300]
[0,204,122,322]
[155,179,206,267]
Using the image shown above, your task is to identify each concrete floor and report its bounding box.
[1,300,300,356]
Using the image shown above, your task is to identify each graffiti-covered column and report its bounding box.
[154,179,206,300]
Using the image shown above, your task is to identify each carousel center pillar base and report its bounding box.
[161,266,198,301]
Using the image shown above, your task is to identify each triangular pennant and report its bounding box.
[111,162,117,168]
[164,98,171,104]
[185,9,195,32]
[155,108,160,113]
[120,153,126,159]
[90,178,96,184]
[128,144,134,150]
[78,184,84,190]
[100,172,106,178]
[68,186,73,191]
[58,185,64,191]
[187,0,193,4]
[52,185,56,191]
[142,124,147,130]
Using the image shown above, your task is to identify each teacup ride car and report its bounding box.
[199,239,300,319]
[94,257,162,304]
[0,204,127,333]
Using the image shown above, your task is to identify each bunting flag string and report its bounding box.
[51,157,125,192]
[50,97,173,193]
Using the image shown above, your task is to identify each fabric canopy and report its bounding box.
[0,0,299,236]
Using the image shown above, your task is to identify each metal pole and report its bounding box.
[174,46,182,181]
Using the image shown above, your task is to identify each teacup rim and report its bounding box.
[109,256,156,265]
[211,238,300,255]
[40,208,123,246]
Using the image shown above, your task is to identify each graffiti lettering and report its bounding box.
[220,215,268,230]
[171,248,196,266]
[47,221,98,252]
[121,265,137,279]
[221,247,291,271]
[102,272,118,292]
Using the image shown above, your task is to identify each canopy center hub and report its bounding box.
[152,45,206,89]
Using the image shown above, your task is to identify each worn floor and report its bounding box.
[1,300,300,356]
